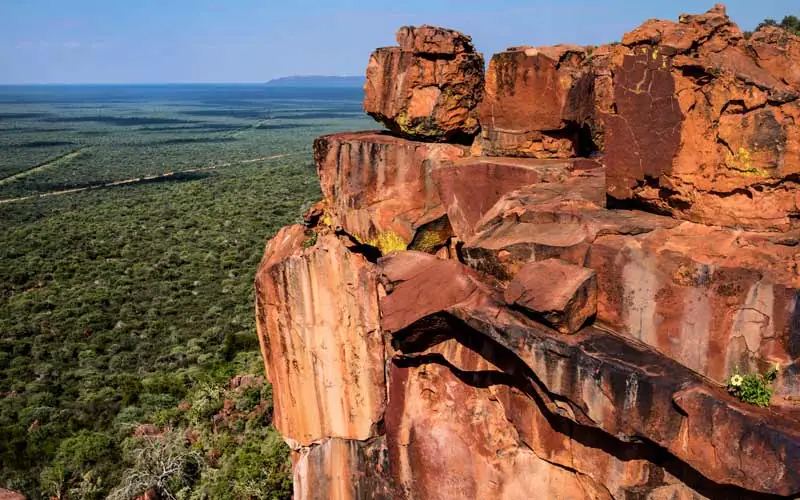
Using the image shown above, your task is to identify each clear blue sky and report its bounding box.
[0,0,797,84]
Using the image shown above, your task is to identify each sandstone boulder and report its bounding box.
[254,225,385,447]
[378,251,494,334]
[314,131,466,254]
[460,166,611,280]
[504,259,597,334]
[478,45,588,157]
[363,26,484,142]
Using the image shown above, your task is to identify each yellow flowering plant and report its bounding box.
[725,364,780,407]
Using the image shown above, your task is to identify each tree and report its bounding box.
[108,431,203,500]
[779,15,800,35]
[747,15,800,37]
[39,431,117,500]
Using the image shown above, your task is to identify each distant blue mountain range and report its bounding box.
[265,75,366,88]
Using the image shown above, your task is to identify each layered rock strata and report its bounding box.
[256,9,800,499]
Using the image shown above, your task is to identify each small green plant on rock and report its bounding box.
[302,230,318,248]
[726,364,779,407]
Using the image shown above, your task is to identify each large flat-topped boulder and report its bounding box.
[598,5,800,231]
[431,157,598,241]
[504,259,597,334]
[463,221,592,280]
[379,252,800,496]
[363,26,484,142]
[458,167,620,280]
[396,25,475,55]
[478,45,588,158]
[588,222,800,392]
[254,225,385,447]
[314,131,466,254]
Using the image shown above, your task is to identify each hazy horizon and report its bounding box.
[1,0,798,85]
[0,78,366,86]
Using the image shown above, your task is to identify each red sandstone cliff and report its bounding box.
[256,5,800,499]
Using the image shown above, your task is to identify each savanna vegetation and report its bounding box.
[0,84,374,499]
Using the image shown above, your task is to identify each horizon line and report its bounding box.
[0,76,367,86]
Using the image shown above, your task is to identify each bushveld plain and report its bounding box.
[0,83,372,499]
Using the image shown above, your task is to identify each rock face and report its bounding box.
[589,223,800,388]
[478,45,588,157]
[363,25,485,142]
[256,7,800,500]
[599,5,800,231]
[315,131,466,253]
[254,225,385,447]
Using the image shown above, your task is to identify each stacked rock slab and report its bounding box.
[363,25,484,142]
[478,44,589,157]
[255,13,800,499]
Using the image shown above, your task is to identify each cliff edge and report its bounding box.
[255,6,800,499]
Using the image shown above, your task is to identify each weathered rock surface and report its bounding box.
[380,253,800,496]
[0,489,24,500]
[504,259,597,334]
[386,348,612,500]
[589,222,800,389]
[257,9,800,500]
[314,131,465,253]
[748,26,800,91]
[600,5,800,231]
[431,156,599,241]
[363,26,484,142]
[478,45,588,157]
[254,225,385,447]
[292,438,392,499]
[460,166,656,280]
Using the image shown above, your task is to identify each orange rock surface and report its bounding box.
[255,6,800,499]
[254,225,385,447]
[363,26,484,142]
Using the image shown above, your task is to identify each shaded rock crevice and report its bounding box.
[389,313,790,500]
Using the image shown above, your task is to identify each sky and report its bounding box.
[0,0,797,84]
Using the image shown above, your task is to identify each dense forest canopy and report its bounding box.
[0,84,373,499]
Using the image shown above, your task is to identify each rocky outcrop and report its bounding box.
[254,225,385,447]
[314,131,465,253]
[478,45,588,158]
[256,6,800,499]
[599,5,800,231]
[363,26,484,142]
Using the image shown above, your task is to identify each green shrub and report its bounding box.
[726,365,779,407]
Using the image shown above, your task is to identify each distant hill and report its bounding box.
[265,75,366,88]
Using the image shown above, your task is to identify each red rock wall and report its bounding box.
[256,12,800,500]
